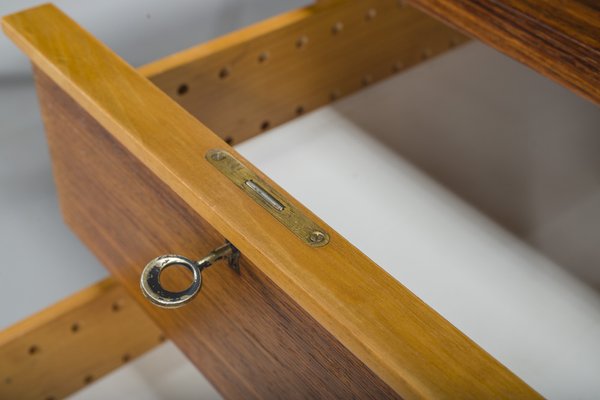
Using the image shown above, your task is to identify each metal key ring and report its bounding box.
[140,255,203,308]
[140,243,239,308]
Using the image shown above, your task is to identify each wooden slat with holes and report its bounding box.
[0,278,163,400]
[2,2,541,399]
[139,0,469,145]
[407,0,600,105]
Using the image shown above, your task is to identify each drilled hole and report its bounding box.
[449,37,460,47]
[122,353,131,363]
[71,323,80,333]
[295,106,305,115]
[112,302,121,312]
[218,67,230,79]
[296,35,308,49]
[330,89,341,101]
[258,52,269,63]
[392,61,404,72]
[177,84,188,96]
[4,377,11,384]
[224,136,234,145]
[84,375,94,385]
[28,345,39,355]
[362,74,373,86]
[331,22,344,35]
[260,120,271,131]
[158,334,166,343]
[365,8,377,20]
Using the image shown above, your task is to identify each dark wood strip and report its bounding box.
[408,0,600,104]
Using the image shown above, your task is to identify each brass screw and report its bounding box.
[309,231,326,244]
[211,151,225,161]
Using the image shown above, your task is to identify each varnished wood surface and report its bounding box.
[0,278,162,400]
[35,69,399,399]
[408,0,600,105]
[3,3,540,398]
[140,0,468,144]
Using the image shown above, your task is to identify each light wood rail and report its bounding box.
[140,0,469,144]
[0,278,163,400]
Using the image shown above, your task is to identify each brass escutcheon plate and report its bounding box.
[206,149,329,247]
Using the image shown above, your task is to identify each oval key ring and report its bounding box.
[140,243,238,308]
[140,255,203,308]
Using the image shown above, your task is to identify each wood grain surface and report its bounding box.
[140,0,468,144]
[35,69,399,399]
[408,0,600,104]
[0,278,163,400]
[3,3,540,399]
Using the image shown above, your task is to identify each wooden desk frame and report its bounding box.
[3,0,595,398]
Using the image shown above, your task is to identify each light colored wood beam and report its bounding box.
[139,0,468,145]
[0,278,163,400]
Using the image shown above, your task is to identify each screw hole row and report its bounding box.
[182,40,440,92]
[26,301,124,355]
[213,13,375,84]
